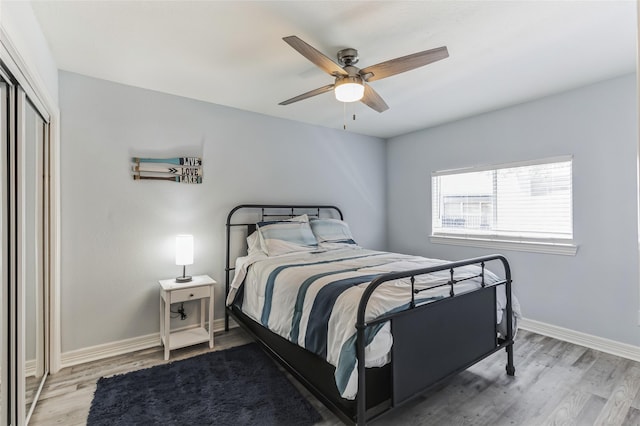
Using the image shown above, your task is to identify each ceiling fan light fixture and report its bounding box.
[334,76,364,103]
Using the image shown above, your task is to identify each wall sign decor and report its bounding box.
[131,157,203,184]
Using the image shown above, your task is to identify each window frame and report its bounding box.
[430,156,577,256]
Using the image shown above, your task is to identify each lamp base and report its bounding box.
[175,275,192,283]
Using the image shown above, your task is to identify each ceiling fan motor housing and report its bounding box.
[337,48,359,66]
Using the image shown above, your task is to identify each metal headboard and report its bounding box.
[224,204,343,330]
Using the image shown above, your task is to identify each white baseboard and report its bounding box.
[60,318,237,369]
[519,318,640,363]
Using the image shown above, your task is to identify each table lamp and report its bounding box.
[175,234,193,283]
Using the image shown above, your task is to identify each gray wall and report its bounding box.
[387,74,639,346]
[59,71,386,353]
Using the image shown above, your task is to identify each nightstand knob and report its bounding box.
[190,293,194,297]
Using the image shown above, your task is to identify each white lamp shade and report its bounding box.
[175,235,194,266]
[334,78,365,103]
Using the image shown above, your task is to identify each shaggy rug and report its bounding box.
[87,343,323,425]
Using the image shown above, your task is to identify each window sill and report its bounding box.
[430,235,577,256]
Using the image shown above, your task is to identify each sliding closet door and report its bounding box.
[6,83,50,425]
[19,88,48,424]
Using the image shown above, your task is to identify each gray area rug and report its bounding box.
[87,343,323,425]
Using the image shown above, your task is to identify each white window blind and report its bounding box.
[431,157,573,244]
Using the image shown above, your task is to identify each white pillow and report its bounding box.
[310,218,358,249]
[246,231,265,256]
[257,214,318,256]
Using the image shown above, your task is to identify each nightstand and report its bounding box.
[159,275,216,360]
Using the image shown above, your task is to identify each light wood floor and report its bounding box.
[29,328,640,425]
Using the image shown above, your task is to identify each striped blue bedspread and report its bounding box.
[228,247,513,399]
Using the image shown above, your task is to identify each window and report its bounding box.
[431,156,576,255]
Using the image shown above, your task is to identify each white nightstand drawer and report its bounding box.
[170,285,210,303]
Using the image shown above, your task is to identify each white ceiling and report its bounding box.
[31,1,637,139]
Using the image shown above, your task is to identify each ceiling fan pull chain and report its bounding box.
[343,101,347,130]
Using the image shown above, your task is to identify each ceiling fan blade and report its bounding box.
[359,46,449,82]
[360,84,389,113]
[283,36,348,77]
[279,84,335,105]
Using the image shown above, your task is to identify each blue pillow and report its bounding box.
[257,214,318,256]
[310,218,358,249]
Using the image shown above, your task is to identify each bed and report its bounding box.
[225,204,519,425]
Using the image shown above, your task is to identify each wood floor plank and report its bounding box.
[29,387,95,425]
[622,406,640,425]
[576,353,632,400]
[575,394,608,426]
[593,365,640,425]
[539,389,592,426]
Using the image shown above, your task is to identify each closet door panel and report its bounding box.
[0,76,9,426]
[19,89,48,424]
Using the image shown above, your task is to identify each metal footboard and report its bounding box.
[355,254,515,425]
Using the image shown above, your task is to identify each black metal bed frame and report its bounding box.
[225,204,515,425]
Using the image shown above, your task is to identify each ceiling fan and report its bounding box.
[278,35,449,113]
